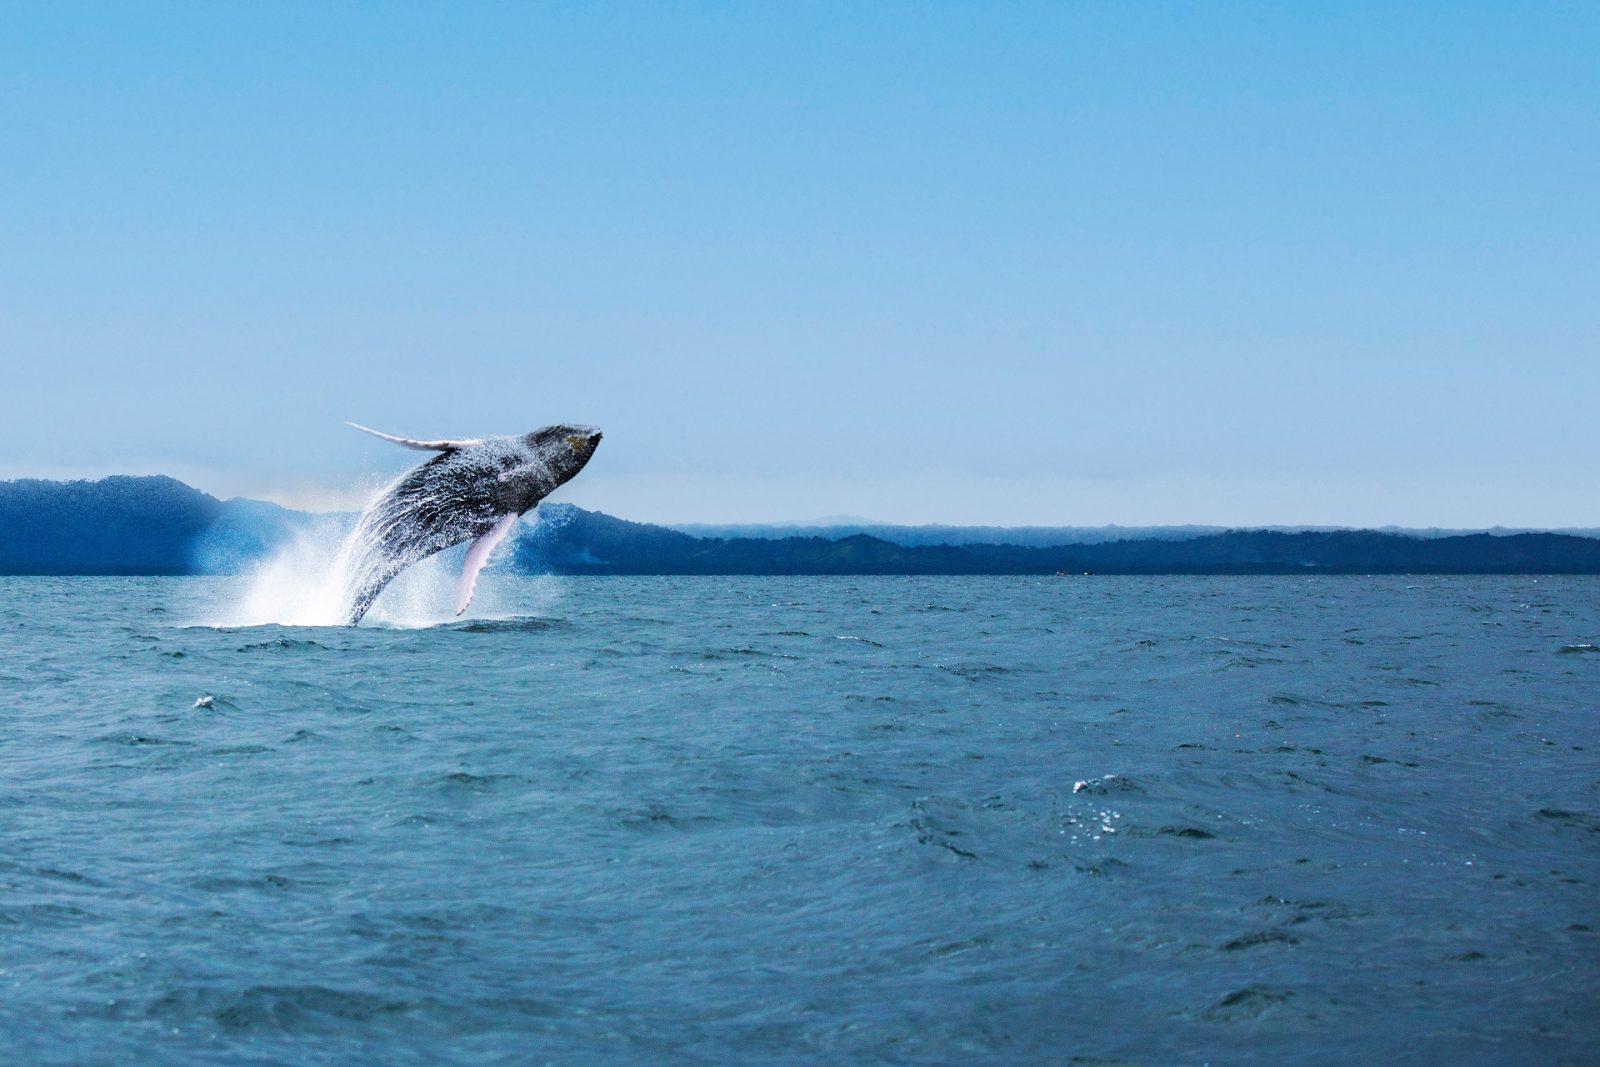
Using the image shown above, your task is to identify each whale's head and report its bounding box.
[532,424,602,476]
[495,424,602,513]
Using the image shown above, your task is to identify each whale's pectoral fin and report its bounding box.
[348,422,483,452]
[456,513,520,616]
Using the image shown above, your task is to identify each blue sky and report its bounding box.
[2,2,1595,525]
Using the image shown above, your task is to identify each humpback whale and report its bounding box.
[338,422,601,625]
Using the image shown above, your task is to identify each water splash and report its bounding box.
[206,524,354,627]
[201,497,558,629]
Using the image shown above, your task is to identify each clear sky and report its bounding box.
[2,2,1596,526]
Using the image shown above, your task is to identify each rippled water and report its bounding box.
[2,575,1596,1065]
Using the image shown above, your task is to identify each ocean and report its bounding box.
[1,575,1595,1065]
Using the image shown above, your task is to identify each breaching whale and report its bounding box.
[338,422,601,625]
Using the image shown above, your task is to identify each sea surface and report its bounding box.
[1,575,1596,1065]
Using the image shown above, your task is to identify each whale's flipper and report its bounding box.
[456,513,519,616]
[348,422,483,452]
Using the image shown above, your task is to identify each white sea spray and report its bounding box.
[201,487,559,628]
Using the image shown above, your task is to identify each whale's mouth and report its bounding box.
[567,430,602,457]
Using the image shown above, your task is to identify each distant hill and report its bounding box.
[667,520,1230,547]
[2,477,1599,576]
[524,504,1600,576]
[669,519,1600,547]
[190,496,344,574]
[0,476,223,575]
